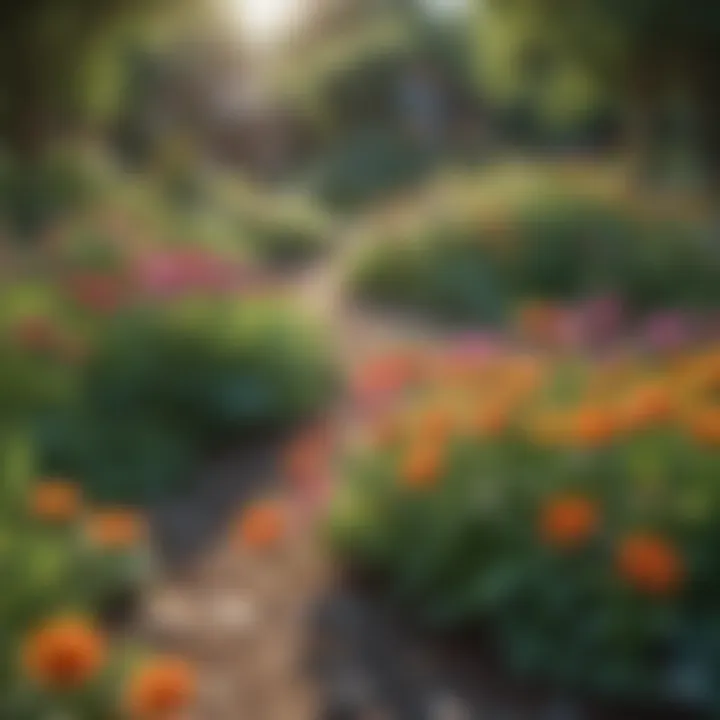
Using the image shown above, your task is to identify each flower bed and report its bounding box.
[329,342,720,712]
[0,431,195,718]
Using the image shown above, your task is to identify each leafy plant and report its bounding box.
[330,344,720,712]
[351,165,719,321]
[37,295,335,502]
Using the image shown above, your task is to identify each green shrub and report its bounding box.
[37,296,335,502]
[306,128,438,212]
[233,193,333,266]
[351,166,720,321]
[0,149,114,241]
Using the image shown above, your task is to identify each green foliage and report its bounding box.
[139,153,335,265]
[306,128,438,212]
[0,283,80,420]
[0,150,110,239]
[225,185,334,266]
[0,431,148,718]
[36,297,335,502]
[351,165,720,321]
[275,16,415,132]
[330,349,720,711]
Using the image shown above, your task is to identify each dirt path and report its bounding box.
[137,238,439,720]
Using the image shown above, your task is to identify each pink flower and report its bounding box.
[571,295,624,348]
[644,311,692,353]
[445,333,504,362]
[351,351,420,407]
[134,249,243,298]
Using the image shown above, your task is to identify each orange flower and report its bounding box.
[571,405,618,447]
[540,494,599,548]
[525,410,571,447]
[284,427,329,485]
[372,413,403,446]
[235,501,286,550]
[620,382,674,432]
[22,616,106,690]
[400,443,445,489]
[125,657,196,718]
[352,351,418,402]
[517,302,563,345]
[471,402,510,438]
[416,405,455,443]
[684,406,720,447]
[617,533,684,595]
[31,481,81,524]
[675,348,720,396]
[87,509,147,549]
[503,355,546,401]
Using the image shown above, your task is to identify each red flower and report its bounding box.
[234,501,287,550]
[617,533,684,595]
[12,316,61,355]
[351,351,419,404]
[67,273,126,314]
[540,494,599,548]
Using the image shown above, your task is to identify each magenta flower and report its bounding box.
[644,311,692,353]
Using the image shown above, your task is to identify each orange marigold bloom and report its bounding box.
[31,481,81,524]
[22,616,106,690]
[400,443,445,489]
[571,405,618,447]
[621,382,674,432]
[235,501,286,550]
[684,406,720,447]
[416,405,455,443]
[125,657,196,718]
[503,355,546,401]
[540,495,599,548]
[617,534,684,595]
[471,402,510,438]
[87,509,147,549]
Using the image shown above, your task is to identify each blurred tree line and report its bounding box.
[475,0,720,191]
[2,0,720,222]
